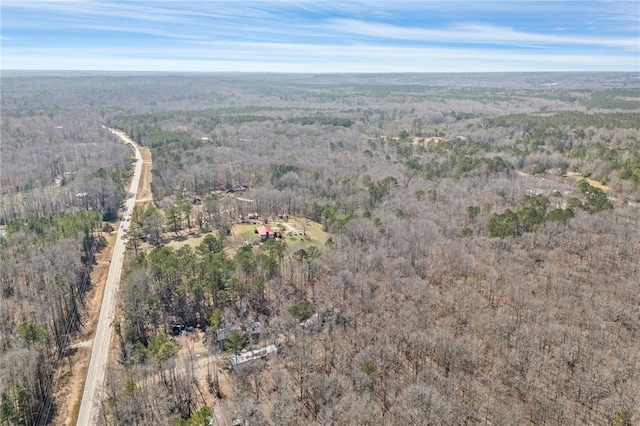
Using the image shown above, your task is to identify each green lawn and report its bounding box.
[231,223,260,246]
[230,218,329,252]
[300,220,329,245]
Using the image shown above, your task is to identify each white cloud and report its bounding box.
[325,19,640,49]
[4,42,637,72]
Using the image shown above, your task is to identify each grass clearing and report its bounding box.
[164,231,209,250]
[300,220,329,245]
[231,223,261,246]
[565,171,610,192]
[229,217,330,251]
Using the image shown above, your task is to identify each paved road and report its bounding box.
[76,128,144,425]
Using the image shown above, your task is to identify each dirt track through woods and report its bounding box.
[136,145,153,206]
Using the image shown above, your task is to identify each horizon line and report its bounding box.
[3,69,636,75]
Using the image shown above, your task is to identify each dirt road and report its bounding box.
[75,129,146,425]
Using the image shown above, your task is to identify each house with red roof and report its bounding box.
[256,225,275,241]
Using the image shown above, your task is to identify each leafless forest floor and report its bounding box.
[3,72,639,426]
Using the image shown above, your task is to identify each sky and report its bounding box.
[1,0,639,73]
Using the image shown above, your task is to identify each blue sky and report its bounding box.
[2,1,638,72]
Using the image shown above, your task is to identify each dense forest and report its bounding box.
[1,72,639,425]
